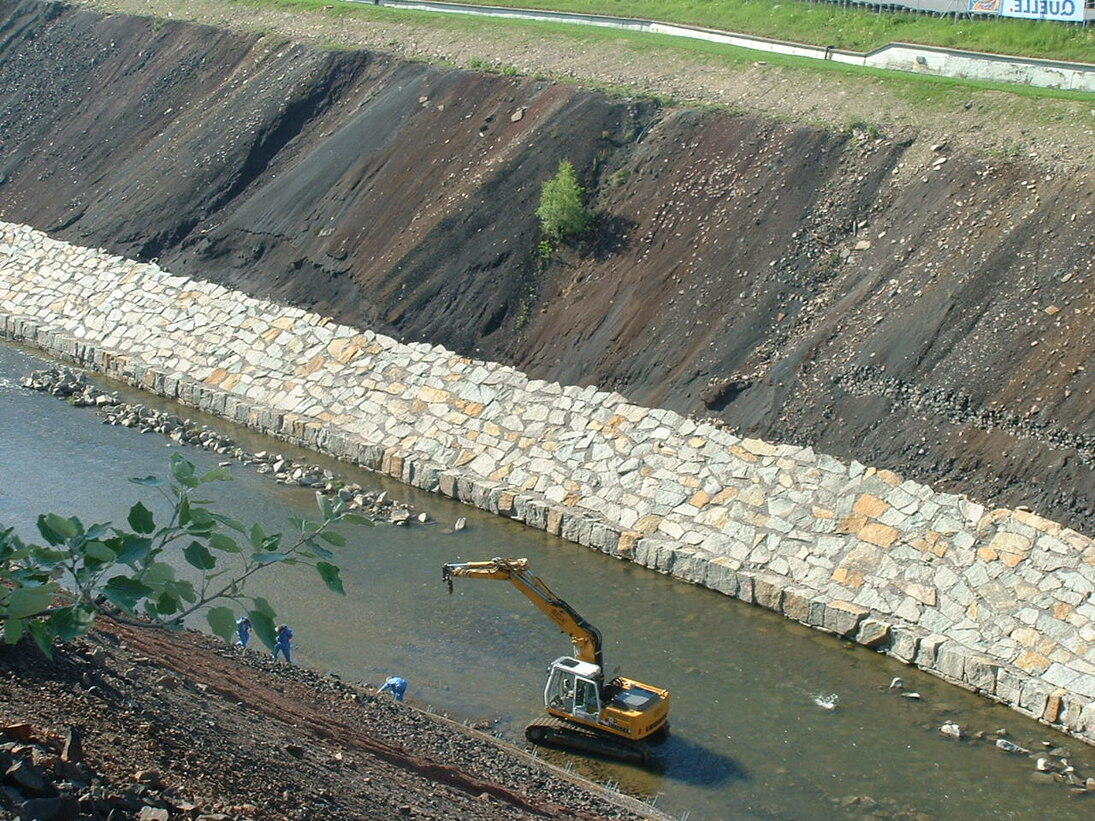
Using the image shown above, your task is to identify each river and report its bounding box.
[1,339,1093,821]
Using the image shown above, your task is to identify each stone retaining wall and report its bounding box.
[2,220,1094,744]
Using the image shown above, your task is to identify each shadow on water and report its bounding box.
[523,730,746,786]
[653,731,749,787]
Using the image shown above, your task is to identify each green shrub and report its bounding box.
[536,160,590,243]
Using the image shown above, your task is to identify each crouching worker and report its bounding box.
[379,675,408,702]
[272,624,293,664]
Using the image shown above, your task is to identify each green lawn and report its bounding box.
[379,0,1095,62]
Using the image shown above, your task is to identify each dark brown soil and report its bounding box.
[0,619,658,821]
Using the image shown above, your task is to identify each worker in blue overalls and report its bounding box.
[235,616,252,648]
[272,624,293,664]
[379,675,408,701]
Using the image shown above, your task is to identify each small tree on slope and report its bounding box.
[536,159,590,246]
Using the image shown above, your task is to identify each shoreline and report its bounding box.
[0,616,664,820]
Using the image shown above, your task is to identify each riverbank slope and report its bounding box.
[4,218,1094,752]
[0,618,658,821]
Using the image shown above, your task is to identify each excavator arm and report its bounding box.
[442,557,604,669]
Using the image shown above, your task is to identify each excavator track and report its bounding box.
[524,717,653,766]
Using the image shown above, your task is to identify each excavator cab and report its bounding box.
[545,657,601,720]
[542,655,669,742]
[535,654,669,763]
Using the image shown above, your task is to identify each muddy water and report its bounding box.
[2,339,1094,821]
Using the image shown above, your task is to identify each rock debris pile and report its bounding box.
[21,368,429,527]
[0,721,206,821]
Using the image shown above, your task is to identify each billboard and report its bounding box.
[1000,0,1085,20]
[969,0,1086,18]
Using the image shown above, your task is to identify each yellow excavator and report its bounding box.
[442,557,670,765]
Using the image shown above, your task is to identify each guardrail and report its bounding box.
[356,0,1095,91]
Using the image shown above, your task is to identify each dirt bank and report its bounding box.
[0,620,658,820]
[1,0,1094,540]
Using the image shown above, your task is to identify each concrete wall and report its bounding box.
[2,220,1094,745]
[866,43,1095,90]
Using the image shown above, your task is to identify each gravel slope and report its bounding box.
[0,619,663,821]
[75,0,1095,170]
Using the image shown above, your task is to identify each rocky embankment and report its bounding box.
[20,367,454,527]
[3,221,1095,751]
[0,619,660,821]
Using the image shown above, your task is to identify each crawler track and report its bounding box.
[525,718,653,766]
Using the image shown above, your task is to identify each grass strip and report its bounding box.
[407,0,1095,61]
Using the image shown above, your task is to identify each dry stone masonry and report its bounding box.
[2,220,1094,746]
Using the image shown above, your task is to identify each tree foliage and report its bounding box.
[535,159,590,244]
[0,454,370,655]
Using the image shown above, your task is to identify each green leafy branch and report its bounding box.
[0,453,371,655]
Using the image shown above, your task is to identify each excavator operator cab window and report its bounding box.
[547,669,576,713]
[574,677,600,717]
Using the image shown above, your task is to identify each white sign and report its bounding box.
[1002,0,1084,21]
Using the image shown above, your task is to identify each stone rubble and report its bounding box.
[2,220,1094,747]
[0,722,226,821]
[20,367,420,524]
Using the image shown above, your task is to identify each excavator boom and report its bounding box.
[442,557,603,668]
